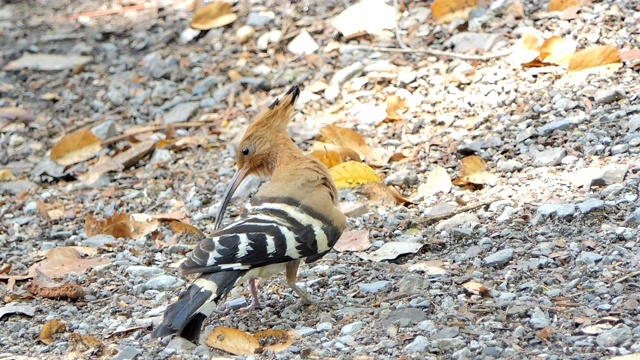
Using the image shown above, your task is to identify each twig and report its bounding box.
[68,2,158,20]
[393,0,409,50]
[100,121,209,146]
[344,45,513,61]
[421,198,497,225]
[614,270,640,284]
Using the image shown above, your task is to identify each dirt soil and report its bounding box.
[1,0,640,359]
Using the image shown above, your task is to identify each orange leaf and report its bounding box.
[317,125,369,158]
[50,129,101,166]
[568,45,621,71]
[30,247,110,279]
[547,0,579,12]
[205,327,259,355]
[385,95,405,121]
[169,220,204,235]
[538,36,576,67]
[41,319,66,344]
[462,280,491,297]
[453,155,498,186]
[431,0,477,22]
[191,2,237,30]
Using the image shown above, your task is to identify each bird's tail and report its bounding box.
[151,270,246,341]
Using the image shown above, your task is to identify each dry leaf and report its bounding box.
[538,328,551,340]
[333,229,372,252]
[620,49,640,62]
[0,107,35,123]
[40,319,65,344]
[317,125,369,158]
[462,280,491,297]
[254,329,293,352]
[568,45,621,71]
[385,95,405,121]
[0,168,13,180]
[67,333,107,359]
[414,166,452,200]
[310,146,360,169]
[36,201,50,220]
[559,5,581,20]
[205,327,260,355]
[29,247,110,279]
[547,0,579,12]
[355,242,423,262]
[111,139,156,168]
[169,220,204,235]
[191,2,237,30]
[329,161,381,189]
[86,212,159,239]
[50,129,101,166]
[452,155,498,186]
[431,0,477,23]
[538,36,576,67]
[358,182,397,206]
[27,273,85,300]
[407,261,447,275]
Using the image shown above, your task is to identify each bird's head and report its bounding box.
[214,86,300,229]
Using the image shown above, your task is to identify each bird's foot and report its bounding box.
[238,300,261,313]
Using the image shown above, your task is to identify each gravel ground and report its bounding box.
[1,0,640,359]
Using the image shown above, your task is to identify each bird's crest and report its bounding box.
[245,86,300,135]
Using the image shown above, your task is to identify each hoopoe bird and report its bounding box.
[151,86,346,341]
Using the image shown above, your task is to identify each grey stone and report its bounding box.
[384,169,417,186]
[0,180,37,195]
[532,147,566,167]
[166,337,196,352]
[625,207,640,225]
[142,275,185,291]
[601,164,627,185]
[404,335,430,353]
[225,297,248,310]
[628,116,640,132]
[611,144,629,155]
[3,53,92,71]
[192,76,222,96]
[126,266,163,278]
[595,88,626,104]
[537,116,584,136]
[316,322,332,331]
[595,324,632,347]
[381,308,427,328]
[529,307,549,329]
[452,347,474,360]
[578,251,603,263]
[482,347,503,358]
[246,11,274,27]
[330,62,364,86]
[256,30,281,50]
[601,183,624,198]
[397,70,417,85]
[577,198,604,214]
[497,159,523,172]
[91,121,116,140]
[484,248,514,265]
[238,77,269,91]
[82,234,117,247]
[435,213,480,232]
[340,321,364,335]
[111,346,142,360]
[432,326,459,340]
[164,101,199,124]
[358,281,390,293]
[537,203,576,217]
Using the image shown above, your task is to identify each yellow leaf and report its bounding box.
[547,0,579,12]
[453,155,498,186]
[310,146,360,168]
[568,45,621,71]
[50,129,101,166]
[169,220,204,235]
[385,95,405,121]
[431,0,477,23]
[329,161,381,189]
[41,319,66,344]
[538,36,576,67]
[0,168,13,180]
[415,165,451,200]
[191,2,237,30]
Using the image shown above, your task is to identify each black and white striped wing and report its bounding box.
[180,197,342,275]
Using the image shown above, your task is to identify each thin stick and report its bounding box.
[345,45,513,61]
[614,270,640,284]
[68,2,158,20]
[421,198,497,225]
[100,121,209,146]
[393,0,409,50]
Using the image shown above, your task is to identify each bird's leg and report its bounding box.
[285,260,314,304]
[238,278,261,312]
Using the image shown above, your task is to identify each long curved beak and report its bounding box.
[214,164,250,230]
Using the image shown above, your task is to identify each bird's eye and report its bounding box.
[241,147,250,156]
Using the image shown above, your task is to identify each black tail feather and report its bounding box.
[151,271,246,341]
